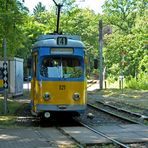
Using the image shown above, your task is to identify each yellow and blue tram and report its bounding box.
[29,35,87,118]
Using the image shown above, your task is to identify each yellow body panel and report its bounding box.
[31,80,87,110]
[0,79,3,88]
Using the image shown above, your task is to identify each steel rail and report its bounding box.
[87,103,140,124]
[75,119,130,148]
[117,101,148,113]
[97,101,145,117]
[96,101,148,122]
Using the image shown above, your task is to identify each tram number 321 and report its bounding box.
[59,85,66,90]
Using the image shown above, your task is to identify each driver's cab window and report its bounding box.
[40,57,82,78]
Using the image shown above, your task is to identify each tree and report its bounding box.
[101,0,148,81]
[133,9,148,73]
[60,0,76,13]
[102,0,148,34]
[33,2,46,15]
[0,0,28,57]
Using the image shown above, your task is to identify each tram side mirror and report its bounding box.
[94,59,98,69]
[27,56,32,69]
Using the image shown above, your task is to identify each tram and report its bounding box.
[29,35,87,118]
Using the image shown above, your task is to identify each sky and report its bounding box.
[23,0,105,14]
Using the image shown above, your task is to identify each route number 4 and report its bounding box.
[57,37,67,45]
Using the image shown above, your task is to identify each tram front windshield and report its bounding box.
[40,57,83,78]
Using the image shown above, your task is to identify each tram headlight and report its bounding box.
[73,93,80,101]
[43,92,51,101]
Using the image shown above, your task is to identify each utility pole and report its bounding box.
[3,38,8,114]
[52,0,63,34]
[99,20,103,89]
[3,0,9,114]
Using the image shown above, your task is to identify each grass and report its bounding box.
[0,95,27,128]
[0,115,17,128]
[0,97,22,115]
[88,89,148,109]
[125,73,148,90]
[103,89,145,98]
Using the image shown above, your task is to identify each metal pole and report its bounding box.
[3,38,8,114]
[56,4,62,33]
[121,68,124,94]
[52,0,58,6]
[99,20,103,89]
[52,0,62,34]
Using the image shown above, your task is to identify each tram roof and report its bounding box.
[33,35,85,49]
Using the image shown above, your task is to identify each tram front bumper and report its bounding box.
[36,104,86,113]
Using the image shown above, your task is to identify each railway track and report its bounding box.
[104,100,148,115]
[16,115,148,147]
[95,100,148,123]
[16,116,130,147]
[87,103,140,124]
[73,104,148,147]
[75,119,130,148]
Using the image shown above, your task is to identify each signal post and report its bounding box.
[119,50,127,93]
[3,38,8,114]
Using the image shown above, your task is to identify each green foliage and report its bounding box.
[103,32,147,77]
[60,0,77,13]
[0,0,28,58]
[33,2,46,15]
[102,0,148,34]
[0,0,147,90]
[125,73,148,90]
[0,97,21,114]
[102,1,147,86]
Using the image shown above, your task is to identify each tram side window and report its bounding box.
[40,57,82,78]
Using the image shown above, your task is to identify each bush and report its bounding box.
[125,73,148,90]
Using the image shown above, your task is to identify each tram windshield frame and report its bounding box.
[40,56,83,79]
